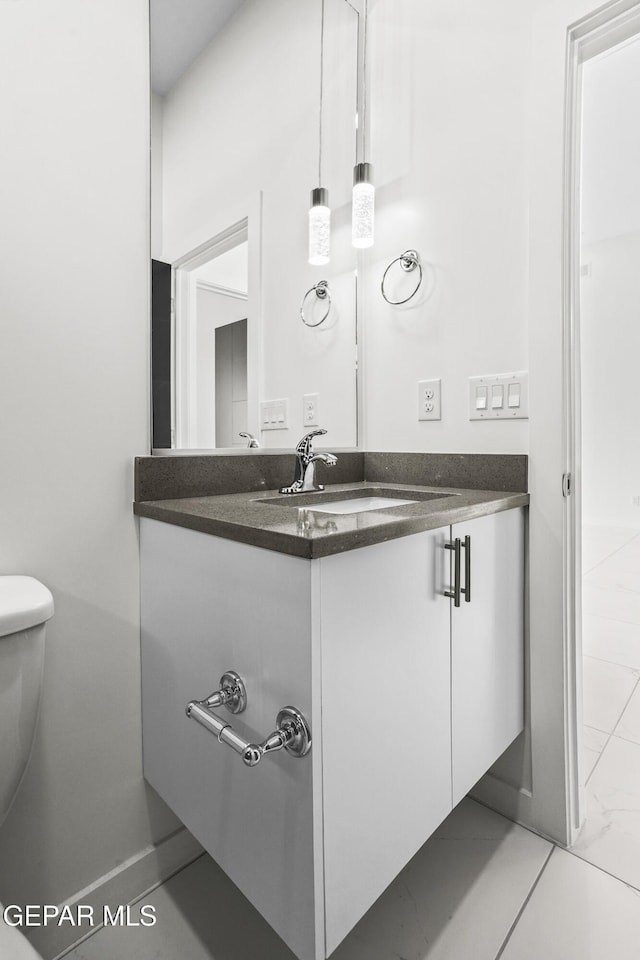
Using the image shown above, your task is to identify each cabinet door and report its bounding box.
[450,508,525,805]
[319,528,452,956]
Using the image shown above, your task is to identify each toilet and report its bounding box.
[0,911,46,960]
[0,576,54,960]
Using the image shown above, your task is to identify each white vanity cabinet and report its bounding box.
[140,505,524,960]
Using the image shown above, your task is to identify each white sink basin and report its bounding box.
[303,496,418,515]
[256,488,455,513]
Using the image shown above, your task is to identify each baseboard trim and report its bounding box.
[471,771,534,830]
[24,827,203,960]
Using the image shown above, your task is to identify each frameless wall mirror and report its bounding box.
[150,0,362,452]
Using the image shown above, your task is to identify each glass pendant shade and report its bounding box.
[352,162,374,248]
[309,187,330,265]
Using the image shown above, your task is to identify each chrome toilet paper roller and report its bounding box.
[185,671,311,767]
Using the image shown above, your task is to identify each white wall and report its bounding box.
[362,0,531,453]
[0,0,180,921]
[151,92,164,259]
[196,241,248,291]
[581,40,640,529]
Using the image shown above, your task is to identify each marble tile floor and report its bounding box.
[60,525,640,960]
[573,525,640,897]
[61,794,640,960]
[581,524,639,575]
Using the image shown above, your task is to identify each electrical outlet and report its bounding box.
[632,495,640,507]
[303,393,319,427]
[418,379,441,421]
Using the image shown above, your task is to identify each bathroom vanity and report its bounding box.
[136,456,527,960]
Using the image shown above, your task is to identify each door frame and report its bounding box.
[563,0,640,840]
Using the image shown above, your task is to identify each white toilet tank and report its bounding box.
[0,576,54,827]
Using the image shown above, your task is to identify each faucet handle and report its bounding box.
[295,428,327,456]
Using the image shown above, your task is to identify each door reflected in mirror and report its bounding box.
[178,234,249,449]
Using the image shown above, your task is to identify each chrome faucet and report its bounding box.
[279,428,337,494]
[239,432,260,448]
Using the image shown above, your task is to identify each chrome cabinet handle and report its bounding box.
[185,672,311,767]
[445,538,461,606]
[462,535,471,603]
[445,535,471,606]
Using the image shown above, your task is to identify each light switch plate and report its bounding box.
[418,379,441,421]
[469,372,529,420]
[260,398,289,430]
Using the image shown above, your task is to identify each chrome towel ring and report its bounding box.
[300,279,332,327]
[381,249,423,305]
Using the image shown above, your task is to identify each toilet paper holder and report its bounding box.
[185,671,311,767]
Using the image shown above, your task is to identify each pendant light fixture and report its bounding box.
[309,0,330,266]
[352,0,374,249]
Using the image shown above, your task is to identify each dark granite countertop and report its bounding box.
[134,481,529,559]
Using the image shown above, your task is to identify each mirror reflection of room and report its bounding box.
[150,0,359,452]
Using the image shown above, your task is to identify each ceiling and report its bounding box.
[150,0,246,96]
